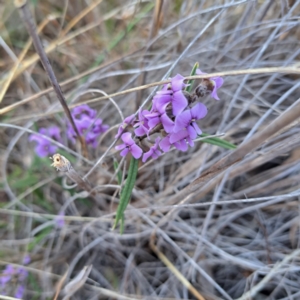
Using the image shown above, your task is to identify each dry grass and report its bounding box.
[1,0,300,299]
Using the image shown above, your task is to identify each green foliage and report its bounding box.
[28,226,53,251]
[113,157,139,233]
[199,133,236,149]
[185,62,199,93]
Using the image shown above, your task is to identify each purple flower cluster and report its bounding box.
[29,104,109,157]
[115,70,223,162]
[0,256,30,298]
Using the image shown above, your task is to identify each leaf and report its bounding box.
[185,62,199,93]
[113,159,122,185]
[200,133,236,150]
[28,226,53,251]
[113,157,139,233]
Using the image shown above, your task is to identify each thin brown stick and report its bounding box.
[15,0,87,157]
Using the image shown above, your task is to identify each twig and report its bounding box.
[14,0,88,157]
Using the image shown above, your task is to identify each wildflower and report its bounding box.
[154,74,188,116]
[115,132,143,159]
[22,255,30,265]
[142,137,162,162]
[72,104,97,119]
[196,69,224,100]
[67,104,109,147]
[15,285,25,299]
[134,110,150,137]
[173,103,207,139]
[115,114,135,138]
[55,211,65,228]
[29,126,61,157]
[0,265,14,286]
[159,135,172,153]
[145,104,174,133]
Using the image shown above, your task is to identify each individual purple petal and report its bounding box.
[1,265,14,286]
[120,147,129,157]
[48,126,62,142]
[212,76,224,89]
[174,140,188,152]
[174,110,191,133]
[169,129,190,144]
[159,135,172,152]
[196,69,206,75]
[142,137,161,162]
[115,144,126,151]
[211,85,221,100]
[172,90,188,116]
[171,74,185,91]
[191,122,202,135]
[23,255,30,265]
[187,125,197,140]
[134,126,147,137]
[121,132,135,146]
[161,114,174,133]
[115,114,135,138]
[190,102,207,120]
[130,144,143,159]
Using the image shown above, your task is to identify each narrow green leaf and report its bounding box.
[113,159,122,185]
[199,133,236,150]
[113,157,139,232]
[185,62,199,93]
[28,226,53,251]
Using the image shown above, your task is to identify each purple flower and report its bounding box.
[196,69,224,100]
[115,114,135,138]
[115,132,143,159]
[29,126,61,157]
[15,285,25,299]
[134,110,150,137]
[55,211,65,228]
[142,138,162,162]
[67,105,109,147]
[23,255,30,265]
[145,104,174,133]
[173,103,207,139]
[159,135,172,153]
[154,74,188,116]
[72,104,97,119]
[0,265,14,286]
[17,268,28,281]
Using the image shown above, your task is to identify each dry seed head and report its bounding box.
[50,153,72,172]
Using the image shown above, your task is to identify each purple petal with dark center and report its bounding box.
[120,147,129,157]
[134,126,147,137]
[121,132,134,145]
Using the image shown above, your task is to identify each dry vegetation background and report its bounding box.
[1,0,300,299]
